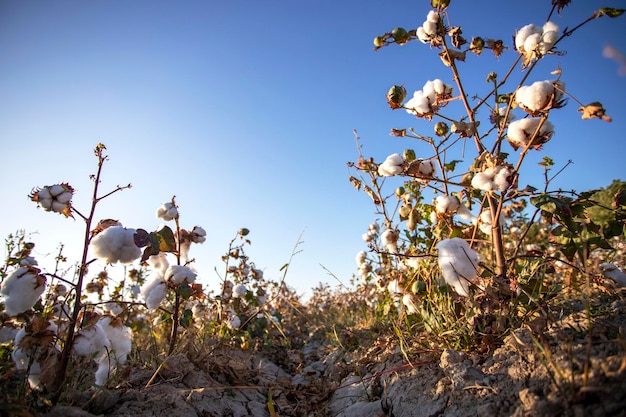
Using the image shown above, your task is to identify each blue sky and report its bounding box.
[1,0,625,297]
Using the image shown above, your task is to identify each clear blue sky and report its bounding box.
[1,0,624,297]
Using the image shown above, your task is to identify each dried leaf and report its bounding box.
[349,176,362,191]
[578,102,612,122]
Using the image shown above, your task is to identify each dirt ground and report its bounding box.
[27,291,626,417]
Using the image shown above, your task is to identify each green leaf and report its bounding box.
[178,282,192,299]
[155,226,177,252]
[444,160,463,172]
[179,309,193,328]
[561,239,578,261]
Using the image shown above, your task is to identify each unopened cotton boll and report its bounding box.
[90,226,141,265]
[156,202,178,221]
[436,238,479,297]
[378,153,405,176]
[1,266,46,316]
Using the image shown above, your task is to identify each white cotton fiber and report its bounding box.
[436,238,479,297]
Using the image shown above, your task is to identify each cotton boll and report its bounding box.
[478,209,505,235]
[73,323,111,359]
[355,251,367,265]
[381,229,399,253]
[1,266,46,316]
[233,284,248,298]
[156,202,178,221]
[402,294,419,315]
[426,10,438,23]
[11,322,58,389]
[165,265,197,285]
[90,226,141,265]
[507,118,555,150]
[191,226,207,243]
[516,81,554,113]
[423,20,437,36]
[515,24,541,51]
[435,195,460,215]
[98,316,132,363]
[493,166,513,191]
[405,91,431,115]
[147,253,170,276]
[141,276,167,310]
[471,170,494,191]
[387,279,402,296]
[436,238,479,297]
[378,153,405,176]
[523,32,542,54]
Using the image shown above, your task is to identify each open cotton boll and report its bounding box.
[507,118,555,150]
[1,266,46,316]
[11,321,58,389]
[381,229,399,253]
[355,251,367,265]
[98,316,132,363]
[73,323,111,359]
[141,275,167,310]
[90,226,141,265]
[405,91,431,115]
[515,24,541,51]
[233,284,248,298]
[165,265,197,285]
[477,208,505,235]
[147,253,170,276]
[156,202,178,221]
[516,81,554,113]
[378,153,405,176]
[471,166,513,192]
[435,195,461,215]
[436,238,479,297]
